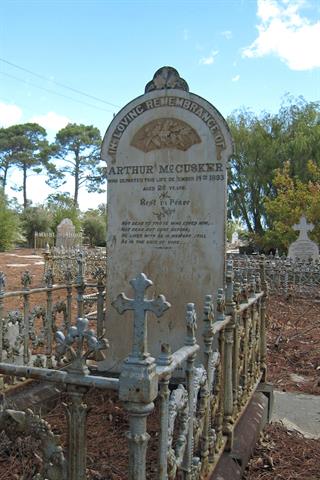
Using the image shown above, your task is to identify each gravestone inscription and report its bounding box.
[288,215,319,261]
[101,67,233,372]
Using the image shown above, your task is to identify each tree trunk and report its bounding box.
[23,164,27,209]
[74,155,80,207]
[230,186,253,232]
[1,164,9,192]
[253,213,264,235]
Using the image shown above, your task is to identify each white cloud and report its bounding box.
[221,30,233,39]
[199,50,219,65]
[232,74,240,82]
[0,102,23,127]
[29,111,70,132]
[243,0,320,70]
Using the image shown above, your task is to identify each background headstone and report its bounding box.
[101,66,233,372]
[56,218,78,249]
[288,215,319,261]
[231,232,239,244]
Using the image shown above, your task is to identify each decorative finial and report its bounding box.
[185,303,197,346]
[21,271,32,289]
[145,66,189,93]
[93,266,106,284]
[0,272,6,293]
[55,317,109,374]
[44,268,54,288]
[216,288,225,322]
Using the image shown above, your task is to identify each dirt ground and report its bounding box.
[0,248,319,479]
[266,295,320,395]
[0,248,45,291]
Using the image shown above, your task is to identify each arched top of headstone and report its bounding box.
[145,66,189,93]
[58,218,74,227]
[102,66,234,164]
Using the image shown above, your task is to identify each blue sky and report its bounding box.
[1,0,320,210]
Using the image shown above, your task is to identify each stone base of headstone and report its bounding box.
[288,239,319,262]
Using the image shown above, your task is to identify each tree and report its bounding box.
[0,189,21,251]
[45,192,81,232]
[81,206,106,246]
[52,124,104,207]
[275,96,320,181]
[0,123,54,209]
[0,127,14,191]
[228,109,280,235]
[263,161,320,252]
[227,97,320,239]
[21,206,53,247]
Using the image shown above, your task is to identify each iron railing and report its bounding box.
[0,255,105,375]
[0,259,268,479]
[231,253,320,298]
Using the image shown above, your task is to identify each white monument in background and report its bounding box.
[288,215,319,261]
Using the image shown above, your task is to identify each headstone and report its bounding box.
[101,66,233,372]
[288,215,319,261]
[56,218,79,249]
[231,232,239,244]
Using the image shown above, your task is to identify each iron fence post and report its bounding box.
[44,269,54,368]
[64,268,73,330]
[182,303,197,478]
[65,385,88,480]
[113,273,170,480]
[260,257,268,382]
[93,267,106,338]
[158,344,172,480]
[76,253,85,319]
[201,294,214,473]
[21,271,32,365]
[223,261,235,451]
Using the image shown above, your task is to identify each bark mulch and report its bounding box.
[266,295,320,395]
[243,422,320,480]
[0,389,159,480]
[244,293,320,480]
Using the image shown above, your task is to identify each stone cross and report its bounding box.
[293,215,314,241]
[112,273,171,360]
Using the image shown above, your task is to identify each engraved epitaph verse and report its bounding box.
[108,156,225,250]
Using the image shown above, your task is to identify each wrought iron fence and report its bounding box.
[0,255,105,378]
[231,253,320,298]
[43,246,107,283]
[0,260,268,480]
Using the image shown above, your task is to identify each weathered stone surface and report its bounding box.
[288,215,319,261]
[272,391,320,439]
[56,218,79,249]
[101,67,233,372]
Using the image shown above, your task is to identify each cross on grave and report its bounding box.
[293,215,314,241]
[111,273,171,361]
